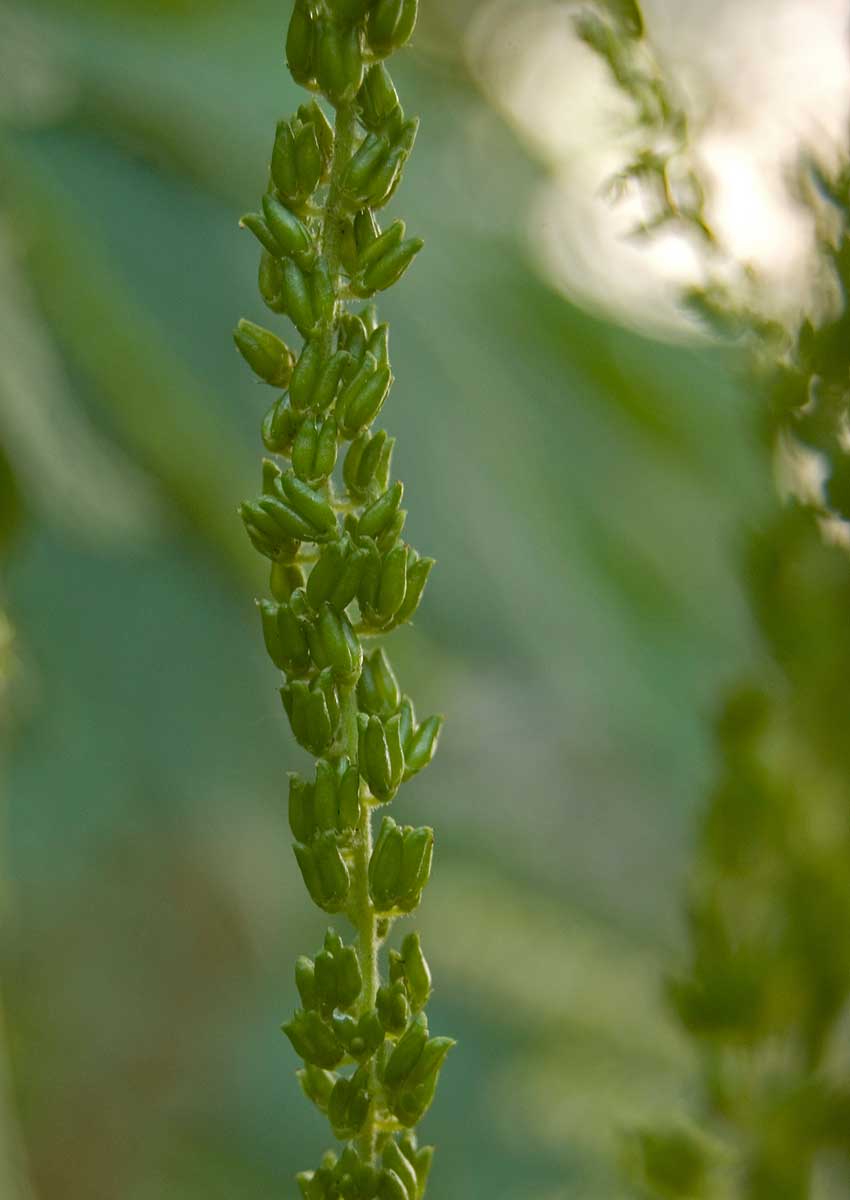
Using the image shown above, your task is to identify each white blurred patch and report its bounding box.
[468,0,850,336]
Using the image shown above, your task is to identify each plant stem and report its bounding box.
[323,100,380,1166]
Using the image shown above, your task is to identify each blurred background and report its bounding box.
[0,1,846,1197]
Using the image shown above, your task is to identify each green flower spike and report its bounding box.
[234,1,450,1191]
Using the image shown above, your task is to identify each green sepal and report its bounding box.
[401,932,431,1010]
[294,122,324,197]
[403,714,443,780]
[344,429,393,499]
[377,981,410,1034]
[354,207,381,256]
[313,758,342,833]
[283,1007,345,1069]
[270,560,306,602]
[282,671,341,756]
[293,415,339,483]
[297,99,335,165]
[286,0,316,85]
[358,481,403,538]
[233,319,294,387]
[358,63,403,131]
[313,350,349,413]
[314,926,362,1012]
[277,470,337,535]
[258,598,312,675]
[327,0,373,24]
[262,193,316,269]
[366,323,390,369]
[258,495,315,541]
[377,1169,408,1200]
[342,133,391,204]
[271,119,299,201]
[368,815,404,907]
[341,364,392,435]
[389,1041,453,1127]
[258,250,287,312]
[366,119,418,209]
[307,534,369,611]
[376,543,408,621]
[262,396,300,455]
[295,955,319,1009]
[367,0,418,55]
[399,1134,433,1196]
[290,339,325,412]
[356,237,424,296]
[289,773,316,844]
[240,211,281,256]
[383,1012,427,1087]
[315,19,365,106]
[394,553,434,625]
[338,314,370,373]
[308,603,363,683]
[282,259,318,338]
[311,259,336,327]
[358,647,401,717]
[297,1064,338,1114]
[338,764,361,832]
[382,1140,418,1200]
[397,825,433,911]
[328,1065,371,1140]
[315,830,351,911]
[240,501,301,561]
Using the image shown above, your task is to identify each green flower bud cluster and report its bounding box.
[233,2,452,1192]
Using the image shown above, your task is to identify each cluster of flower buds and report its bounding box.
[233,1,451,1193]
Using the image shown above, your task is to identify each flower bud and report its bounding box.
[397,824,433,912]
[366,323,390,369]
[289,773,316,844]
[382,1140,418,1200]
[294,122,324,197]
[313,926,362,1012]
[271,119,299,200]
[358,647,401,716]
[315,19,364,106]
[399,1135,433,1195]
[295,954,319,1009]
[313,350,349,413]
[358,481,403,539]
[308,603,363,683]
[376,543,408,622]
[383,1012,427,1087]
[403,714,443,780]
[289,339,324,412]
[262,396,300,455]
[297,99,335,165]
[282,259,318,338]
[233,319,294,386]
[367,0,418,55]
[358,237,424,296]
[262,194,316,269]
[286,0,317,85]
[282,670,340,756]
[257,495,314,541]
[282,1008,345,1069]
[277,470,338,536]
[377,981,409,1034]
[297,1064,337,1114]
[401,932,431,1011]
[358,63,403,131]
[240,211,281,256]
[342,133,391,204]
[368,815,404,908]
[258,250,287,313]
[377,1170,408,1200]
[394,552,434,625]
[258,598,312,676]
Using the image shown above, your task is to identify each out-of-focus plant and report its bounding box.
[233,3,451,1197]
[578,4,850,1198]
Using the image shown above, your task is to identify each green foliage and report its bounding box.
[234,2,451,1194]
[580,2,850,1197]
